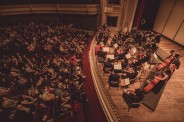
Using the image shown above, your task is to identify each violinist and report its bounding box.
[130,58,141,68]
[121,58,128,69]
[121,67,138,80]
[141,51,151,63]
[117,46,128,60]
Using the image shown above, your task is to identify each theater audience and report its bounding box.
[0,22,90,121]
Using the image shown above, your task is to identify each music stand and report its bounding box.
[139,62,150,81]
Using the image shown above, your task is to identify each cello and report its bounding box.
[143,74,163,93]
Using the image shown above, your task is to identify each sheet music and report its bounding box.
[120,78,130,86]
[106,54,114,59]
[103,47,110,52]
[132,48,136,53]
[114,63,122,69]
[153,53,158,59]
[113,43,118,48]
[125,53,131,59]
[143,62,149,70]
[125,78,130,84]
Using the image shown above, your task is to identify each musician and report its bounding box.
[108,70,120,84]
[130,58,142,68]
[172,54,181,69]
[97,47,106,59]
[140,51,151,63]
[166,50,176,59]
[155,33,161,43]
[136,51,151,64]
[166,50,181,69]
[123,88,144,103]
[103,34,109,45]
[117,47,128,60]
[154,69,170,81]
[103,58,114,73]
[121,67,138,80]
[146,40,157,52]
[146,68,171,86]
[121,58,128,69]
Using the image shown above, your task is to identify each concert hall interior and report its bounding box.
[0,0,184,122]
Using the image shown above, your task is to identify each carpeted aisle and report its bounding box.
[81,41,107,122]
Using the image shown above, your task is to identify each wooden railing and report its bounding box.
[89,37,121,122]
[0,4,99,16]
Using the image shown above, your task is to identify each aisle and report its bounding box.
[81,41,107,122]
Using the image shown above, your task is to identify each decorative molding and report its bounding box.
[104,5,121,13]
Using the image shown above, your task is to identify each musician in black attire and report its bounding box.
[123,88,144,103]
[97,47,106,59]
[155,33,161,43]
[103,58,114,73]
[108,70,120,86]
[141,51,151,63]
[172,54,181,69]
[166,50,181,69]
[121,58,128,69]
[166,50,176,59]
[130,59,142,68]
[121,67,138,80]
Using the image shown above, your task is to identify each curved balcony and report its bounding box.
[89,37,120,122]
[0,4,99,16]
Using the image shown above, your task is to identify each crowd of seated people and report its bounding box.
[0,22,90,122]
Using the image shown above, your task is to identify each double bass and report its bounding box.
[156,56,174,70]
[143,72,164,93]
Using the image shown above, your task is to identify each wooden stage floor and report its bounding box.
[97,37,184,122]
